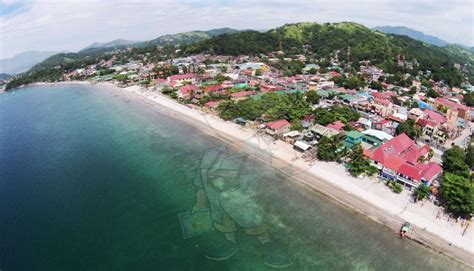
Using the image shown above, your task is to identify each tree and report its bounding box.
[442,146,470,178]
[214,73,231,83]
[465,141,474,170]
[392,182,403,193]
[395,119,420,140]
[114,74,128,82]
[414,184,430,202]
[426,88,440,98]
[305,90,320,105]
[317,136,342,161]
[441,173,473,219]
[291,120,303,131]
[347,143,372,177]
[309,67,317,75]
[369,80,383,90]
[387,181,403,193]
[463,92,474,106]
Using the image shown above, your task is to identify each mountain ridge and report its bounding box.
[373,26,449,47]
[0,51,63,74]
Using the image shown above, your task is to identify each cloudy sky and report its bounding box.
[0,0,473,59]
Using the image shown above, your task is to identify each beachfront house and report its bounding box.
[265,119,291,137]
[364,133,442,190]
[283,131,302,144]
[177,84,200,100]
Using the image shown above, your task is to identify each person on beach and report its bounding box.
[191,140,292,268]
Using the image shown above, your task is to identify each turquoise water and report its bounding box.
[0,85,468,270]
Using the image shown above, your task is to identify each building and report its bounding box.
[345,130,363,147]
[265,119,291,137]
[311,124,342,139]
[230,91,256,101]
[177,84,200,100]
[361,129,393,147]
[167,73,197,85]
[365,133,442,190]
[283,131,302,144]
[433,97,469,120]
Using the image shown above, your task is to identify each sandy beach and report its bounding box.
[29,81,472,267]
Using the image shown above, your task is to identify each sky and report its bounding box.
[0,0,473,59]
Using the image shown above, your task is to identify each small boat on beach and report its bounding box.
[400,222,410,238]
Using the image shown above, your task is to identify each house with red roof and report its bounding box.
[365,133,442,190]
[167,73,197,85]
[327,121,345,131]
[177,84,200,100]
[204,100,223,111]
[230,91,256,101]
[265,119,291,137]
[204,84,226,94]
[432,97,469,120]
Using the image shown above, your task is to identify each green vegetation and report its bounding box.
[305,90,320,104]
[369,80,383,90]
[313,105,360,126]
[442,146,470,178]
[414,184,430,202]
[317,136,342,161]
[387,181,403,193]
[441,173,473,219]
[217,92,311,122]
[440,146,474,219]
[347,143,377,177]
[395,119,421,140]
[465,141,474,170]
[426,88,441,98]
[333,75,367,90]
[463,92,474,106]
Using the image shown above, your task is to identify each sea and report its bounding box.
[0,84,468,270]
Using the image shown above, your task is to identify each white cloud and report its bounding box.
[0,0,472,59]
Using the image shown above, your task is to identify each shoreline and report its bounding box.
[10,81,474,267]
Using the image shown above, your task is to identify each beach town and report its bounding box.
[3,47,474,265]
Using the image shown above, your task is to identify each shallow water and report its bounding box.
[0,85,468,270]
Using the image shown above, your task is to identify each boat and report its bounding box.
[400,222,410,238]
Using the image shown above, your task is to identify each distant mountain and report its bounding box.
[24,28,241,73]
[0,73,11,80]
[373,26,449,47]
[144,27,240,47]
[81,39,141,51]
[78,28,240,53]
[0,51,62,74]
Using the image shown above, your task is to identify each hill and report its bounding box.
[144,27,239,47]
[7,23,473,89]
[186,22,472,86]
[0,51,62,74]
[373,26,449,47]
[29,28,240,71]
[81,39,141,51]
